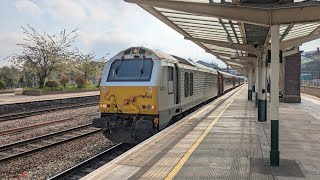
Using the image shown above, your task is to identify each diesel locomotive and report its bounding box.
[93,47,244,143]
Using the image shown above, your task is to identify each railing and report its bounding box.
[301,79,320,87]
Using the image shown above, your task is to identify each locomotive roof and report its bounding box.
[114,47,218,74]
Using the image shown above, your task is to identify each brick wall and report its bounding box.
[282,52,301,103]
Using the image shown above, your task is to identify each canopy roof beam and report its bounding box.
[233,56,258,63]
[266,31,320,50]
[125,0,320,26]
[185,36,262,57]
[283,46,299,57]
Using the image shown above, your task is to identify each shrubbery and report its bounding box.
[0,80,6,90]
[75,76,87,88]
[59,76,69,88]
[45,80,59,88]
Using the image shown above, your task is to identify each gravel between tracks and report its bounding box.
[0,133,113,180]
[0,106,99,145]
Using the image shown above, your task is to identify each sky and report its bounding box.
[0,0,319,68]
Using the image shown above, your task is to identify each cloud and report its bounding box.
[2,0,225,68]
[77,28,138,57]
[0,32,23,66]
[300,39,320,52]
[15,0,42,16]
[44,0,87,21]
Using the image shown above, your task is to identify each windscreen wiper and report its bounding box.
[113,56,124,78]
[139,56,145,79]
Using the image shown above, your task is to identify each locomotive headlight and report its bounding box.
[102,104,107,108]
[132,48,139,54]
[143,104,155,110]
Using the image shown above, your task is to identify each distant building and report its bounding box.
[196,60,220,70]
[220,66,240,76]
[301,48,320,79]
[196,60,241,75]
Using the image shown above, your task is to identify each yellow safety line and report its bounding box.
[164,90,239,180]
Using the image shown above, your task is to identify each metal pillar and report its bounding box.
[270,25,280,166]
[255,61,259,107]
[258,53,267,122]
[248,67,253,101]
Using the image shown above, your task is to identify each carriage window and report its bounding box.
[107,58,153,81]
[190,73,193,96]
[184,72,189,97]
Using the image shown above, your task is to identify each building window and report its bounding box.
[190,73,193,96]
[184,72,189,97]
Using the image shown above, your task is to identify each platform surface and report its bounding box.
[0,91,99,105]
[83,86,320,180]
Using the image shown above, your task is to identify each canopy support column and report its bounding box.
[248,67,253,101]
[258,53,267,122]
[255,61,259,107]
[270,25,280,166]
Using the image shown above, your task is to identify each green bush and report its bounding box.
[0,80,6,90]
[45,80,60,88]
[75,76,87,88]
[59,76,69,88]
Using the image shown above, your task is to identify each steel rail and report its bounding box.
[0,124,101,163]
[0,113,98,135]
[0,102,97,122]
[48,143,134,180]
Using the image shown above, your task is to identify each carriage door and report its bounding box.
[174,64,180,104]
[168,66,174,106]
[221,74,224,94]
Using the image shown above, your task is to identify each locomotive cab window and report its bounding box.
[184,72,189,97]
[107,58,153,81]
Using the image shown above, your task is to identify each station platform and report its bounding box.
[0,91,99,105]
[83,85,320,180]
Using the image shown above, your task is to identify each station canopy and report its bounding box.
[125,0,320,75]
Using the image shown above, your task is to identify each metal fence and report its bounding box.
[301,79,320,87]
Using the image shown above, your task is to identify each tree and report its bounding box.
[75,76,87,88]
[59,75,69,87]
[0,80,6,90]
[0,66,21,89]
[75,51,108,81]
[9,25,77,88]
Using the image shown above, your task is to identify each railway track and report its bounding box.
[0,102,97,122]
[0,124,101,163]
[49,143,133,180]
[0,113,98,136]
[47,88,242,179]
